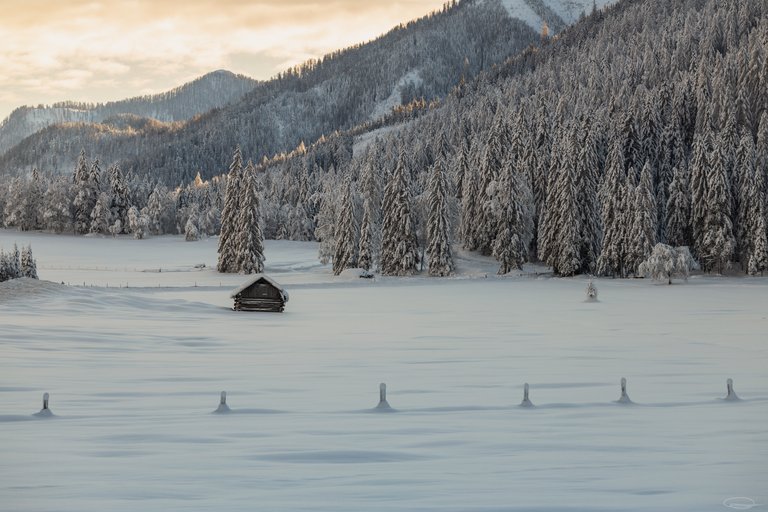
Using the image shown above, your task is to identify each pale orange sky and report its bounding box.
[0,0,448,120]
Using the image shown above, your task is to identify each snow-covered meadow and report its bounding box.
[1,230,766,511]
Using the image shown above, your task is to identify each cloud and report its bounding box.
[0,0,447,120]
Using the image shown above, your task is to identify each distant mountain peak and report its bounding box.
[0,71,258,156]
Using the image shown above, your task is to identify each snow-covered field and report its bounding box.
[1,230,766,512]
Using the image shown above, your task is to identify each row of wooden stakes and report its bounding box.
[26,378,743,418]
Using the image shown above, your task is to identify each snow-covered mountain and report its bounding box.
[0,0,619,182]
[0,70,258,156]
[0,0,540,182]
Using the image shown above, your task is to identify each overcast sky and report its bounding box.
[0,0,448,120]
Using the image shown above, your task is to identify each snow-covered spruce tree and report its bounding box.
[217,147,243,273]
[144,187,172,236]
[127,206,149,240]
[315,182,339,266]
[700,141,736,273]
[744,160,768,275]
[333,180,358,276]
[541,142,581,276]
[748,215,768,276]
[89,159,102,202]
[656,117,683,242]
[185,205,200,242]
[689,133,710,260]
[89,193,112,235]
[527,101,551,259]
[43,178,72,234]
[734,133,759,266]
[297,163,311,207]
[492,157,532,275]
[3,177,26,229]
[0,252,9,282]
[536,135,560,266]
[639,93,662,175]
[74,158,103,235]
[427,158,454,277]
[359,152,382,222]
[757,112,768,175]
[235,161,265,275]
[358,198,375,272]
[460,164,480,251]
[452,134,470,201]
[575,116,601,274]
[432,129,451,171]
[638,243,699,284]
[597,141,628,277]
[108,165,130,234]
[8,245,22,279]
[19,169,43,231]
[380,149,419,276]
[72,150,93,235]
[619,109,642,173]
[722,110,739,177]
[666,164,691,248]
[20,245,38,279]
[476,108,509,255]
[627,162,658,276]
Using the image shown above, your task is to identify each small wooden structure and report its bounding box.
[230,275,289,312]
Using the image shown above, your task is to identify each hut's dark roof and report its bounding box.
[229,275,289,302]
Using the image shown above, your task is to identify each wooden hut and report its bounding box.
[230,275,289,312]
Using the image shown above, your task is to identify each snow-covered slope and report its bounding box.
[544,0,616,23]
[369,70,423,121]
[494,0,545,29]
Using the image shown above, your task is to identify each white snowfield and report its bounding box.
[1,230,766,512]
[491,0,616,31]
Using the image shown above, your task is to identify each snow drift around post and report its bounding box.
[32,393,54,418]
[519,383,534,408]
[374,383,395,412]
[213,391,231,414]
[723,378,741,401]
[617,378,633,404]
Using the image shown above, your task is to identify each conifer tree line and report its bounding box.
[0,244,38,282]
[1,150,226,241]
[2,0,768,279]
[217,147,265,274]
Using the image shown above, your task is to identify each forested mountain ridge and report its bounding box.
[0,0,540,183]
[0,70,258,157]
[239,0,768,277]
[4,0,766,280]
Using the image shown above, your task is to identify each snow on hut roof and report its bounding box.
[229,274,289,301]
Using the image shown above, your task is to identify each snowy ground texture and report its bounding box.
[1,230,767,512]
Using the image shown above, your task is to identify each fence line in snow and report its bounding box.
[22,378,746,419]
